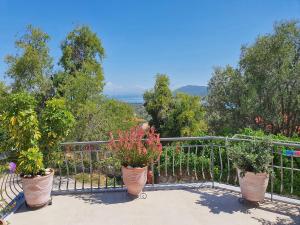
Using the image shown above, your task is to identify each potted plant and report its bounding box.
[17,147,54,208]
[228,139,272,202]
[109,127,162,196]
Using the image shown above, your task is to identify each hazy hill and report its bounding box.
[173,85,208,96]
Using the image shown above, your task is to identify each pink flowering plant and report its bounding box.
[108,127,162,168]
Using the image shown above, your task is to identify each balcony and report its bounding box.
[1,136,300,225]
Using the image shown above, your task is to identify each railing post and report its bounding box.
[210,143,214,188]
[271,147,274,201]
[280,152,283,194]
[151,163,154,187]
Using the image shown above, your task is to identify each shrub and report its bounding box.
[228,139,273,176]
[17,147,45,177]
[0,92,40,152]
[108,127,162,168]
[40,98,75,150]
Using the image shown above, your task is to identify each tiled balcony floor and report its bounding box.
[9,188,300,225]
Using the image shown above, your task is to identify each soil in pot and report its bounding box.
[237,169,269,202]
[21,169,54,208]
[122,166,147,196]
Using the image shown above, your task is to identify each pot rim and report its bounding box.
[20,168,54,180]
[237,168,269,176]
[122,166,147,171]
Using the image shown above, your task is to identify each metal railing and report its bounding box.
[1,136,300,218]
[56,137,300,198]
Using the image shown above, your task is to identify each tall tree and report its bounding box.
[143,74,173,134]
[68,99,136,141]
[207,21,300,136]
[165,93,207,137]
[58,25,105,106]
[207,66,245,135]
[240,21,300,136]
[5,25,53,95]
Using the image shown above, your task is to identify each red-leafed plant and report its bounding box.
[108,126,162,168]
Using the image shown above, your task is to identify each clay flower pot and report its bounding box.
[237,169,269,202]
[21,169,54,208]
[0,219,7,225]
[122,166,147,196]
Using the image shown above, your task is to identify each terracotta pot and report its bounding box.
[0,219,7,225]
[122,166,147,196]
[237,169,269,202]
[21,169,54,208]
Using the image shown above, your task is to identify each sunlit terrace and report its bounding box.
[1,136,300,225]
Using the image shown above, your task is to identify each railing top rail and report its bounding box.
[60,136,300,148]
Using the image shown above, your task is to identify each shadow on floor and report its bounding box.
[186,188,300,225]
[14,201,52,214]
[252,217,299,225]
[73,191,136,205]
[14,191,134,215]
[187,188,252,214]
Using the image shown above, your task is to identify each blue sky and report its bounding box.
[0,0,299,95]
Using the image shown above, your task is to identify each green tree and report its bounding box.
[0,92,40,152]
[207,66,245,135]
[40,98,75,150]
[0,82,9,146]
[57,25,105,105]
[143,74,172,134]
[240,21,300,136]
[5,25,53,96]
[68,99,136,141]
[0,82,9,111]
[207,21,300,136]
[165,93,207,137]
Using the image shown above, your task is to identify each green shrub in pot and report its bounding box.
[17,146,54,207]
[228,139,273,176]
[17,147,45,177]
[228,138,273,202]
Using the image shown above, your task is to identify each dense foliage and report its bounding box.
[228,139,273,176]
[144,74,207,137]
[5,25,53,98]
[0,24,138,152]
[144,74,173,134]
[0,93,40,152]
[40,98,75,149]
[207,21,300,137]
[17,147,45,177]
[165,93,207,137]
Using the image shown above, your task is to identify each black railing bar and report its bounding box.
[8,174,17,197]
[4,174,13,201]
[273,165,300,171]
[233,134,300,145]
[61,136,300,148]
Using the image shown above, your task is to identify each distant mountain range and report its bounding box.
[109,85,208,103]
[173,85,208,97]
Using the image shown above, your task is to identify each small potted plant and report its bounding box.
[228,139,272,202]
[109,127,162,196]
[17,147,54,208]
